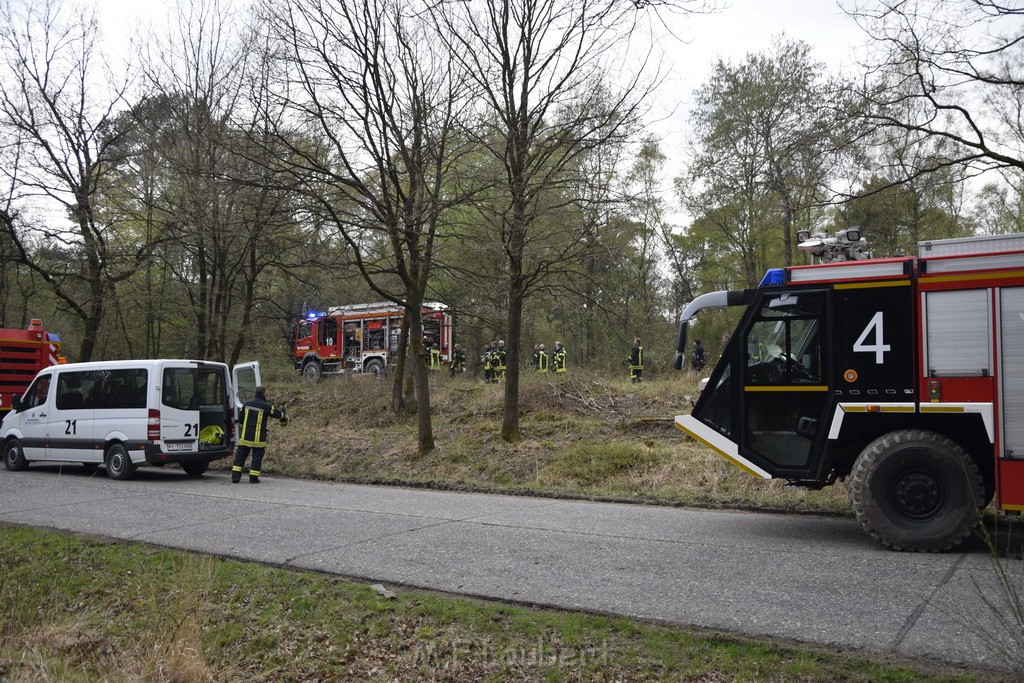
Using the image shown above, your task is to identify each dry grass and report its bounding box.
[256,369,850,515]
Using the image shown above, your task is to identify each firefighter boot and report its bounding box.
[249,470,260,484]
[231,465,243,483]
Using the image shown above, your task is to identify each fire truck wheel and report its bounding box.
[849,429,982,552]
[181,461,208,477]
[364,359,384,376]
[105,443,136,481]
[4,439,28,471]
[302,361,322,382]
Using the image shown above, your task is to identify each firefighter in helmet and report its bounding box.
[450,343,466,376]
[536,343,549,372]
[232,385,288,484]
[551,341,567,374]
[628,337,644,383]
[493,340,507,382]
[428,341,442,371]
[482,341,495,382]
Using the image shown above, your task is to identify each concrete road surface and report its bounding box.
[1,465,1020,672]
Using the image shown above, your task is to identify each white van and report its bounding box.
[1,359,260,480]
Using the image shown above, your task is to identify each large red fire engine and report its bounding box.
[293,302,453,380]
[675,231,1024,551]
[0,319,65,418]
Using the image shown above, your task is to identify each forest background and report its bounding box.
[1,0,1022,451]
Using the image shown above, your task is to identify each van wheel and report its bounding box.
[848,429,982,552]
[4,440,28,471]
[181,461,208,477]
[303,361,322,382]
[105,444,136,481]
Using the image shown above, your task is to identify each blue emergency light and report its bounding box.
[758,268,785,287]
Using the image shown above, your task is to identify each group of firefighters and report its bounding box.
[425,337,648,383]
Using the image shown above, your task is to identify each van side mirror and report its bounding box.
[11,395,24,412]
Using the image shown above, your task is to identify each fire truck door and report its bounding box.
[998,287,1024,509]
[319,318,339,355]
[739,290,830,477]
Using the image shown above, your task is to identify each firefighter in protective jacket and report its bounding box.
[450,344,466,376]
[551,341,567,374]
[535,343,549,372]
[628,337,644,383]
[232,386,287,483]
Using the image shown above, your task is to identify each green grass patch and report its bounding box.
[0,525,993,682]
[538,441,667,487]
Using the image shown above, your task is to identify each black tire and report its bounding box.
[4,439,28,472]
[302,361,322,382]
[105,443,136,481]
[364,359,384,376]
[848,429,982,552]
[181,461,208,477]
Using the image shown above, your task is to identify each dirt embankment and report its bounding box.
[259,371,850,515]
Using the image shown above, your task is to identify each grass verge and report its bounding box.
[0,524,997,682]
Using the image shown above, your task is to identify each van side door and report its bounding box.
[49,370,97,462]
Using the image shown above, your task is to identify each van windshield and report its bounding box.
[162,367,226,411]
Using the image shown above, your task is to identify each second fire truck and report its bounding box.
[293,302,453,380]
[675,230,1024,551]
[0,319,65,419]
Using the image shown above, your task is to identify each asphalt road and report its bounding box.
[1,465,1020,672]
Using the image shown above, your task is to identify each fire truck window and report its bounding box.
[297,321,312,340]
[319,318,337,346]
[745,300,823,386]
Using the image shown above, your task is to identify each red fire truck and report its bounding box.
[675,230,1024,551]
[293,302,453,380]
[0,319,66,418]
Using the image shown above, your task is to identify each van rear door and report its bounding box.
[232,362,261,409]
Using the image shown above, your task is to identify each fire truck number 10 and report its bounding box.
[853,311,890,364]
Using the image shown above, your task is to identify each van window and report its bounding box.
[96,369,148,409]
[55,369,148,410]
[56,371,96,410]
[23,376,51,408]
[162,367,226,410]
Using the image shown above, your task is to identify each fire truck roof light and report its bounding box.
[759,269,786,287]
[307,312,323,320]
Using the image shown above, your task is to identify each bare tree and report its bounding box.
[0,0,145,360]
[844,0,1024,178]
[258,0,470,453]
[432,0,701,442]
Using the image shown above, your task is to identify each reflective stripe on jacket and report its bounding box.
[238,397,285,447]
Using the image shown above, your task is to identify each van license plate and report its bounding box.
[165,441,194,452]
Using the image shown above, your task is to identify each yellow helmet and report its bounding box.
[199,425,224,445]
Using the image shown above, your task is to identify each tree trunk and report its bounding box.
[501,276,525,442]
[391,308,411,415]
[407,302,435,453]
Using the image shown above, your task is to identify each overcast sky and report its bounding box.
[645,0,865,183]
